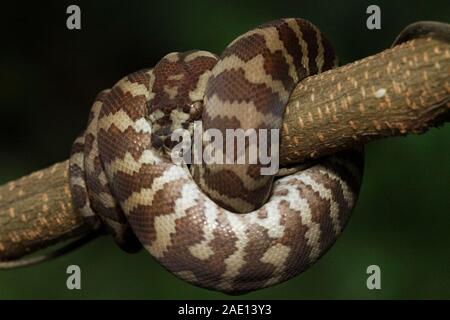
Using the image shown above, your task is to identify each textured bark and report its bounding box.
[0,35,449,262]
[280,37,449,164]
[0,161,91,260]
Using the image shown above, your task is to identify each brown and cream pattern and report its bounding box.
[194,18,341,213]
[69,18,363,294]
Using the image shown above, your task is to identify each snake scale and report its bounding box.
[69,18,363,294]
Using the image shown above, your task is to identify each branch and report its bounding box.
[0,161,93,261]
[280,36,449,164]
[1,29,449,263]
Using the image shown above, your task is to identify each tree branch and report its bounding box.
[1,32,449,263]
[280,36,449,164]
[0,161,93,261]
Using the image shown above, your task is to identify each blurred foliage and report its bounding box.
[0,0,449,299]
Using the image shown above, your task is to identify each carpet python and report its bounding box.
[69,18,363,294]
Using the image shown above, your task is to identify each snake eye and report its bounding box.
[189,101,203,120]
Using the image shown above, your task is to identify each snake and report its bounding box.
[69,18,364,294]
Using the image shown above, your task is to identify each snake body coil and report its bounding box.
[69,18,363,294]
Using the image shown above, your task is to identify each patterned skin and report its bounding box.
[69,18,363,294]
[194,18,339,213]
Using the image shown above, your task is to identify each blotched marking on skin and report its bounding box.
[282,182,321,261]
[98,111,151,133]
[301,172,341,235]
[185,50,217,62]
[122,165,187,214]
[117,78,150,99]
[106,150,161,177]
[311,24,325,72]
[211,54,290,99]
[261,243,291,268]
[164,52,179,63]
[170,109,190,130]
[227,26,298,82]
[189,70,213,102]
[204,96,281,130]
[286,20,310,75]
[221,214,248,279]
[148,183,197,258]
[163,84,179,100]
[319,168,354,207]
[167,73,184,81]
[193,166,259,213]
[174,270,198,283]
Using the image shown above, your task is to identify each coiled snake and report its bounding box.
[69,18,363,294]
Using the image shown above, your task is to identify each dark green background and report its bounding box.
[0,0,449,299]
